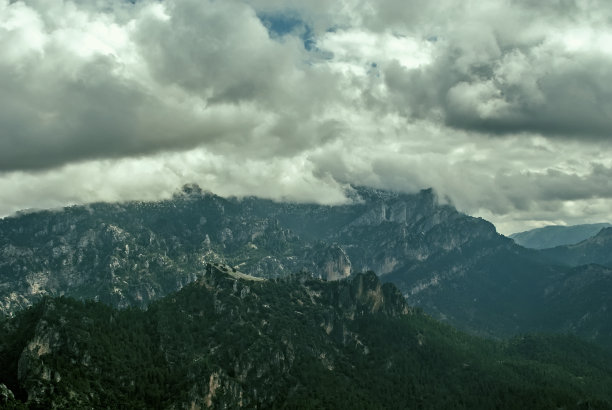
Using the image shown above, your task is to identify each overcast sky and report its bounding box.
[2,0,612,234]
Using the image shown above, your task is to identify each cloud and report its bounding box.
[0,0,344,171]
[2,0,612,234]
[379,2,612,139]
[0,147,350,218]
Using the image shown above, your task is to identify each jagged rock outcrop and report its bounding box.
[0,383,16,407]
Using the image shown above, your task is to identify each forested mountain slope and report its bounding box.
[1,265,611,409]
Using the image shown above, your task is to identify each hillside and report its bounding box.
[1,265,611,409]
[1,185,612,349]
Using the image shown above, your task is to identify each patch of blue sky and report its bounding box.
[257,12,317,51]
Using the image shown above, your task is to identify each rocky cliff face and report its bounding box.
[259,187,501,277]
[0,212,201,314]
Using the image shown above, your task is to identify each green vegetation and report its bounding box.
[1,268,611,409]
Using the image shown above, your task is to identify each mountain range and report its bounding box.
[540,227,612,268]
[2,184,612,407]
[510,223,612,249]
[1,184,611,349]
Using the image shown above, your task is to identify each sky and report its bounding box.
[2,0,612,234]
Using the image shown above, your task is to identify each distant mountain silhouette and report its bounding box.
[510,223,611,249]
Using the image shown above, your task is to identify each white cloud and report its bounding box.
[319,29,433,70]
[0,147,350,217]
[1,0,612,234]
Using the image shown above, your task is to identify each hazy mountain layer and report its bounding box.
[1,265,611,409]
[510,223,612,249]
[540,227,612,268]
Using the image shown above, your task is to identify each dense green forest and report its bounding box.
[1,265,612,409]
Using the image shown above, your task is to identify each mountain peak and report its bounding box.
[180,183,203,196]
[347,185,437,205]
[310,271,413,319]
[172,183,220,201]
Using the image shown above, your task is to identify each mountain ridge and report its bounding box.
[510,223,612,249]
[1,184,612,349]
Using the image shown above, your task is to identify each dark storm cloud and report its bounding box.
[0,55,212,171]
[496,164,612,206]
[133,0,287,105]
[385,51,612,139]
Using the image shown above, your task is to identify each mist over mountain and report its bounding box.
[510,223,612,249]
